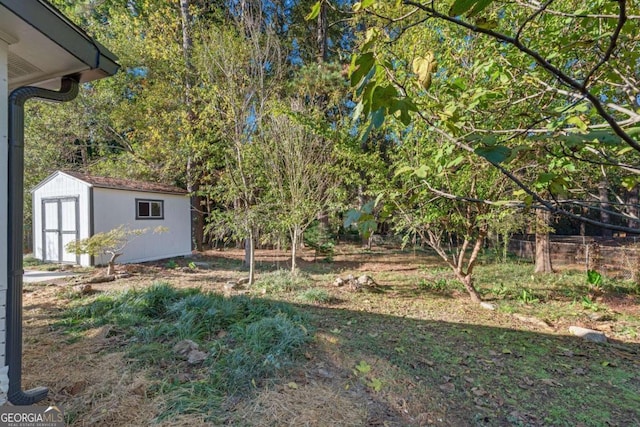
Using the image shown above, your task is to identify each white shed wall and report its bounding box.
[92,188,191,264]
[32,173,92,266]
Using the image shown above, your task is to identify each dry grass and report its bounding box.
[23,287,160,426]
[234,382,368,427]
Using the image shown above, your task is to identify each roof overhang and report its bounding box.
[1,0,119,90]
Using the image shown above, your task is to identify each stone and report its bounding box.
[587,313,615,322]
[334,277,345,287]
[224,282,238,291]
[187,350,208,364]
[357,275,373,285]
[480,302,496,311]
[569,326,607,343]
[237,277,250,285]
[174,339,208,364]
[173,339,199,356]
[513,313,552,329]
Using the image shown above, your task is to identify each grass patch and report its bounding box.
[309,305,640,426]
[296,288,333,304]
[23,255,45,267]
[253,269,312,294]
[57,282,312,422]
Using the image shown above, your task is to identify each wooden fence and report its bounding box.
[509,235,640,280]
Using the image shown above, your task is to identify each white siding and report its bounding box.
[0,39,9,402]
[32,172,91,266]
[92,188,191,264]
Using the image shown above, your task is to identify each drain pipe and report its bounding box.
[7,77,79,405]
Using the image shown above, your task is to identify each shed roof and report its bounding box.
[33,170,188,195]
[64,171,188,195]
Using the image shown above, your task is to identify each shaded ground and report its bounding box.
[20,246,640,426]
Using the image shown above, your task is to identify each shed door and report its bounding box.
[42,197,79,264]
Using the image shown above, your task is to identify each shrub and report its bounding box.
[303,222,336,261]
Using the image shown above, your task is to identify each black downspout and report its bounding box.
[7,77,79,405]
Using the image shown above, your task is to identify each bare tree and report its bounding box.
[196,1,283,284]
[261,109,338,273]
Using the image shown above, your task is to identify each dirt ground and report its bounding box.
[19,247,640,426]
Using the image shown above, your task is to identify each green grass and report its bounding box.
[23,255,44,267]
[309,304,640,426]
[296,288,333,304]
[57,282,312,422]
[252,269,313,294]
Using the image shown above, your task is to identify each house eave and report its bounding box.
[1,0,119,90]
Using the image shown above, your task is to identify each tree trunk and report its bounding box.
[316,0,328,63]
[534,209,553,273]
[291,227,299,274]
[599,180,613,238]
[460,273,482,304]
[180,0,204,251]
[107,252,121,276]
[247,229,255,285]
[627,186,639,229]
[580,206,587,236]
[244,237,251,266]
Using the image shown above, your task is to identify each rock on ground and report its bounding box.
[569,326,607,343]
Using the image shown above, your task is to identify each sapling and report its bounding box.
[66,225,167,275]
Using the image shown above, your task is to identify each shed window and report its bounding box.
[136,199,164,219]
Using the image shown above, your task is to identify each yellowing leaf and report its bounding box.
[368,377,383,392]
[567,116,588,132]
[412,53,436,89]
[475,17,498,29]
[355,360,372,374]
[305,1,321,20]
[287,382,299,389]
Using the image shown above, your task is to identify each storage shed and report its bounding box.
[32,171,192,266]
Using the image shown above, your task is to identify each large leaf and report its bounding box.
[371,108,386,129]
[412,52,437,89]
[449,0,479,16]
[467,0,494,17]
[350,53,375,88]
[474,145,511,164]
